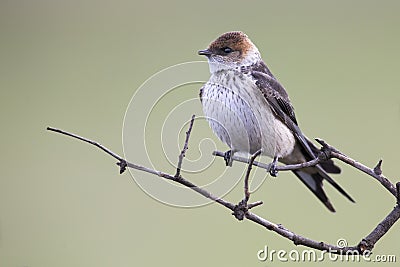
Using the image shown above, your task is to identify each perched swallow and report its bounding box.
[198,31,354,212]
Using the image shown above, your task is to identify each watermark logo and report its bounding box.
[257,238,397,263]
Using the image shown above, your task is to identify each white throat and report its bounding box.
[207,47,261,74]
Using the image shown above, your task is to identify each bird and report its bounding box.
[198,31,354,212]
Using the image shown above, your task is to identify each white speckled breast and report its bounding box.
[201,70,296,158]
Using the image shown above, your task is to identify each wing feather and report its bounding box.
[247,63,354,206]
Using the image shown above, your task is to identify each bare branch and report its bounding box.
[244,149,262,202]
[213,150,270,169]
[232,149,263,221]
[212,151,320,171]
[46,126,234,211]
[47,127,124,162]
[175,114,195,178]
[247,201,263,210]
[47,124,400,255]
[359,205,400,252]
[244,211,360,253]
[315,138,397,197]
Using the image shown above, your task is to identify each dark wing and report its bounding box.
[249,64,354,208]
[250,66,340,172]
[248,61,298,125]
[250,65,313,156]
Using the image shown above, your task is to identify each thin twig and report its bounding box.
[47,125,400,255]
[359,205,400,251]
[175,114,195,178]
[47,126,235,210]
[247,201,263,210]
[232,149,263,221]
[244,211,360,253]
[315,138,397,197]
[244,149,262,202]
[46,127,124,162]
[213,151,320,171]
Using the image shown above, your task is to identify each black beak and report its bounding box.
[198,49,212,56]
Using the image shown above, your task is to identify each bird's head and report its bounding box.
[198,31,261,73]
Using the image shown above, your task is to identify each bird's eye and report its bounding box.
[222,47,233,54]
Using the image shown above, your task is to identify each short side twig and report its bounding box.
[175,114,195,178]
[244,149,262,202]
[232,149,263,221]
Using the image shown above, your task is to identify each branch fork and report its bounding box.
[232,149,263,221]
[47,115,400,255]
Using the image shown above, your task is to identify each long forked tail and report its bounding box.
[292,166,355,212]
[289,134,355,212]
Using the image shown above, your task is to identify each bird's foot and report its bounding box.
[269,156,279,177]
[224,150,234,167]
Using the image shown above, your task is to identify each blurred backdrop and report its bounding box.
[1,0,399,266]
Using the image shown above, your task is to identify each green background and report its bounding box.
[1,0,399,266]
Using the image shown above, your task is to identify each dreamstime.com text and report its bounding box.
[257,239,397,263]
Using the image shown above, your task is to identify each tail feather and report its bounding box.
[315,164,355,203]
[281,130,354,211]
[307,139,341,174]
[293,166,354,212]
[291,136,355,211]
[292,170,336,212]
